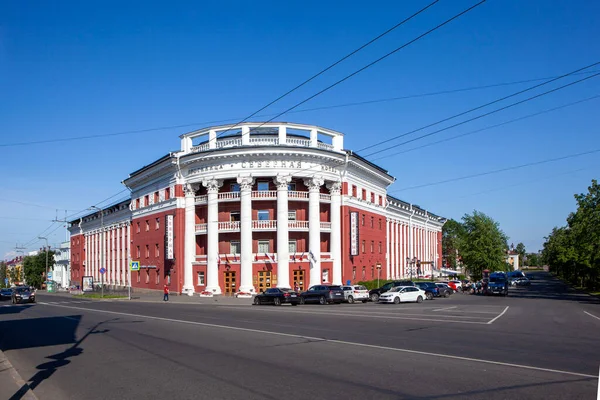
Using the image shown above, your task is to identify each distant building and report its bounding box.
[52,241,71,288]
[6,256,24,286]
[506,251,520,271]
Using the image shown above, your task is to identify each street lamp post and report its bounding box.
[90,206,104,298]
[38,236,48,290]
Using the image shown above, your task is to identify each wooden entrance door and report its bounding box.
[293,270,305,291]
[224,271,236,294]
[257,271,272,293]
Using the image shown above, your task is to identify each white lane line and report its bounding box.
[218,306,490,321]
[487,306,509,325]
[584,311,600,322]
[432,306,457,312]
[39,302,596,379]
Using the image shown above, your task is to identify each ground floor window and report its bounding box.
[197,271,205,286]
[258,240,269,253]
[230,241,240,255]
[288,240,297,253]
[322,269,329,283]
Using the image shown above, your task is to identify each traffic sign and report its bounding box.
[4,278,8,285]
[47,271,53,280]
[99,267,106,275]
[129,261,140,271]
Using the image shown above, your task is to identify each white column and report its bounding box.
[396,223,401,279]
[327,181,342,286]
[275,175,292,288]
[238,176,255,293]
[399,223,404,278]
[110,229,115,285]
[183,183,197,295]
[304,177,324,286]
[203,178,223,294]
[126,223,131,286]
[391,221,396,279]
[386,219,390,279]
[92,233,96,280]
[115,227,120,285]
[85,235,89,277]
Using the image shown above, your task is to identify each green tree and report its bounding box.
[23,250,55,289]
[442,219,464,269]
[515,242,526,264]
[459,211,508,280]
[0,262,7,288]
[525,252,540,267]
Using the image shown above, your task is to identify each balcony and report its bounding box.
[196,190,330,204]
[252,220,277,230]
[219,192,240,201]
[251,190,277,200]
[195,195,207,204]
[320,222,332,231]
[288,220,309,230]
[288,191,309,200]
[219,221,241,232]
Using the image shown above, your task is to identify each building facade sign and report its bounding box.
[188,160,338,176]
[350,211,359,256]
[165,214,174,260]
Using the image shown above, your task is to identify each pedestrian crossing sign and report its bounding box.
[130,261,140,271]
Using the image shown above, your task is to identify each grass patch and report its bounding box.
[74,293,127,299]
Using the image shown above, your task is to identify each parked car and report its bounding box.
[300,285,344,305]
[12,286,36,304]
[253,288,300,306]
[435,283,453,297]
[378,286,426,304]
[369,280,415,302]
[415,282,440,300]
[513,277,531,286]
[341,285,369,303]
[0,287,13,300]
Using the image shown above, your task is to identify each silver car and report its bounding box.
[341,285,369,304]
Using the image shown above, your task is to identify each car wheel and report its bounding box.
[319,296,327,305]
[299,297,305,305]
[253,297,261,305]
[347,296,354,304]
[444,291,450,298]
[370,293,379,302]
[31,299,36,303]
[426,292,433,300]
[273,297,281,306]
[416,296,423,303]
[393,297,400,304]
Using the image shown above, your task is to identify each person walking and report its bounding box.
[163,285,169,302]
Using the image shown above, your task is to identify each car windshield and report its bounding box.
[15,288,29,293]
[489,277,505,283]
[328,286,342,290]
[390,287,404,292]
[354,285,367,290]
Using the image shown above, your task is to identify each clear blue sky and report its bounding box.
[1,0,599,259]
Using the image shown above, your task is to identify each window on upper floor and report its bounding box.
[136,246,140,258]
[362,189,366,200]
[155,218,160,230]
[230,211,240,222]
[370,216,374,228]
[136,198,140,209]
[231,183,240,192]
[165,187,170,200]
[144,195,149,207]
[230,241,241,254]
[379,195,383,206]
[379,219,382,230]
[370,240,374,253]
[154,191,159,204]
[155,244,159,257]
[145,220,150,231]
[288,210,296,220]
[289,240,297,254]
[361,214,365,226]
[371,192,375,203]
[257,181,269,191]
[288,182,296,191]
[145,245,149,258]
[136,222,141,233]
[361,240,365,254]
[379,241,382,254]
[257,210,269,220]
[258,240,270,253]
[352,185,357,197]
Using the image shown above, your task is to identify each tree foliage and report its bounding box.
[0,262,7,288]
[459,211,509,280]
[542,180,600,290]
[515,242,526,262]
[23,250,55,289]
[442,219,464,269]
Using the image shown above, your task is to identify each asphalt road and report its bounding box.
[1,271,599,400]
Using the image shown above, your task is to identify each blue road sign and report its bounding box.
[99,267,106,274]
[4,278,8,285]
[129,261,140,271]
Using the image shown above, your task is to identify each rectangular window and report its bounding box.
[257,181,269,191]
[379,195,383,206]
[145,220,150,231]
[258,240,270,253]
[352,267,356,280]
[322,269,329,283]
[370,240,374,253]
[136,198,140,209]
[146,272,149,284]
[379,219,382,230]
[136,222,140,233]
[230,240,241,254]
[379,241,382,254]
[137,272,140,283]
[155,217,160,230]
[145,245,149,258]
[154,191,159,204]
[370,216,374,228]
[288,182,296,191]
[362,189,366,200]
[288,210,296,220]
[362,267,366,280]
[136,246,140,258]
[167,275,171,285]
[371,192,375,203]
[361,214,365,226]
[289,240,297,253]
[155,244,159,257]
[156,271,160,285]
[352,185,357,197]
[231,183,240,192]
[197,272,205,286]
[144,195,149,207]
[257,210,269,220]
[371,266,375,278]
[165,187,170,200]
[230,211,240,222]
[361,240,365,254]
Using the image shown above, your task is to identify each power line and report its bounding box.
[370,94,600,161]
[0,198,78,211]
[237,0,487,138]
[3,68,597,149]
[213,0,441,139]
[361,61,600,157]
[390,148,600,193]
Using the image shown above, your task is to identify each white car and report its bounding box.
[378,286,426,304]
[341,285,369,303]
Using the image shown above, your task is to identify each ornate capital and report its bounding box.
[201,178,223,193]
[237,175,255,191]
[183,183,200,196]
[303,177,324,191]
[273,175,292,190]
[326,181,342,195]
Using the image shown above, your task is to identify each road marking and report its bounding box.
[38,302,596,379]
[432,306,457,312]
[487,306,509,325]
[584,311,600,322]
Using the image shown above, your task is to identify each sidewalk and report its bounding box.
[40,290,253,306]
[0,350,38,400]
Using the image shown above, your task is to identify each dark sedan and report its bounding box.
[253,288,300,306]
[12,287,36,304]
[300,285,345,305]
[0,287,13,300]
[415,282,440,300]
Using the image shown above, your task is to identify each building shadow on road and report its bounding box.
[0,304,35,316]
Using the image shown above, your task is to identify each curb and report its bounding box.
[0,349,38,400]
